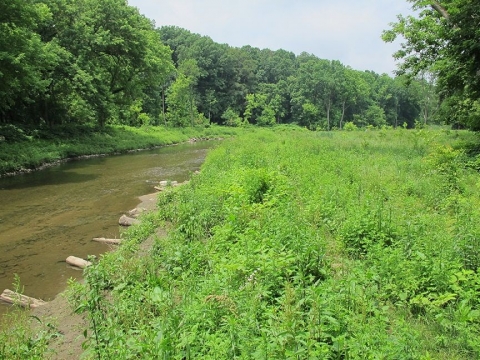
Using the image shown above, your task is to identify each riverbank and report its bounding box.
[0,189,168,359]
[0,139,219,320]
[31,191,166,359]
[3,127,480,358]
[67,127,480,358]
[0,124,242,177]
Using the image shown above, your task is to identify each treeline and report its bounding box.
[160,26,441,129]
[1,0,437,133]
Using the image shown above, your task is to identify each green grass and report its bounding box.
[68,127,480,359]
[0,124,243,176]
[4,126,480,359]
[0,276,60,360]
[0,311,58,360]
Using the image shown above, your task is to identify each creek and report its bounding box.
[0,141,217,317]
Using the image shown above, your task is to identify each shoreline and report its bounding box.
[29,188,167,359]
[0,136,220,178]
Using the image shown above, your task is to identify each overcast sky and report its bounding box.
[127,0,413,75]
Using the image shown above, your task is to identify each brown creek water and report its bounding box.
[0,141,218,317]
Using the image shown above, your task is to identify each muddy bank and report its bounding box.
[30,189,168,359]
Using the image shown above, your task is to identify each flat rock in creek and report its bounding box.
[119,214,140,226]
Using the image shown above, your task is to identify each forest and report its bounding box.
[2,0,480,359]
[1,0,444,136]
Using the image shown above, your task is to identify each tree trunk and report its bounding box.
[340,100,346,129]
[162,85,167,126]
[92,237,122,245]
[190,94,194,127]
[394,99,399,128]
[431,1,450,21]
[326,99,331,130]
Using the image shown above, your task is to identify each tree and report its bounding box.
[337,68,367,129]
[166,73,193,127]
[0,0,51,123]
[221,107,244,127]
[244,93,276,126]
[166,59,203,127]
[383,0,480,129]
[362,104,387,128]
[27,0,174,128]
[415,71,440,126]
[290,58,342,130]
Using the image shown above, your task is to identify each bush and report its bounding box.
[343,121,358,131]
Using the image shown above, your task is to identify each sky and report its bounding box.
[127,0,413,75]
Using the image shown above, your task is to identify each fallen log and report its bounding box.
[66,256,92,269]
[119,214,140,226]
[0,289,47,308]
[92,237,122,245]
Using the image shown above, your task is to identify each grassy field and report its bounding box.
[0,124,241,176]
[3,126,480,359]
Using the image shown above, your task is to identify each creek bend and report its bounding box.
[0,141,217,316]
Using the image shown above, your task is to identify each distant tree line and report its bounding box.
[159,26,440,130]
[1,0,444,133]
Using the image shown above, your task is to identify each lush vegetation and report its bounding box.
[0,311,57,360]
[1,0,477,132]
[0,277,59,360]
[0,124,241,176]
[1,0,173,128]
[59,127,480,359]
[2,0,440,135]
[158,27,433,130]
[383,0,480,130]
[2,0,480,358]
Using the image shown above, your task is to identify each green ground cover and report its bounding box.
[4,126,480,359]
[75,127,480,359]
[0,125,241,176]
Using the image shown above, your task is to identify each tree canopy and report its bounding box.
[1,0,432,134]
[383,0,480,129]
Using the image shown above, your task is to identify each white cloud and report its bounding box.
[128,0,412,74]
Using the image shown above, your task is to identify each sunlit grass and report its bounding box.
[4,126,480,358]
[66,127,480,358]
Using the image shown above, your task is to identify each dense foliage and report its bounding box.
[383,0,480,130]
[159,26,435,130]
[1,0,436,135]
[0,0,174,128]
[68,127,480,359]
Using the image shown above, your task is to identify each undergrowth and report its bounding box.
[65,127,480,358]
[0,277,59,360]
